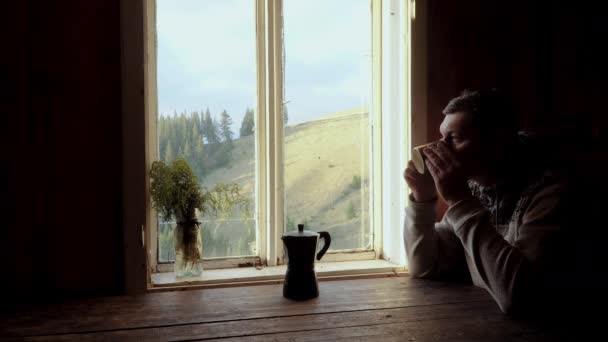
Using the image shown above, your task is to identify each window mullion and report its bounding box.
[265,0,285,266]
[372,0,383,257]
[255,0,268,265]
[273,0,285,265]
[146,0,159,274]
[379,0,408,266]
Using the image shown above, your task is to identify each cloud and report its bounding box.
[157,0,372,127]
[157,0,256,73]
[283,0,371,66]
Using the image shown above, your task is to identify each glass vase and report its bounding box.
[174,221,203,278]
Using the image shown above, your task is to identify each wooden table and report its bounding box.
[0,276,569,341]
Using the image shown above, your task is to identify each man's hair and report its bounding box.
[442,89,518,137]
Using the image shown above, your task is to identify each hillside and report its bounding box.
[204,107,371,251]
[159,107,373,260]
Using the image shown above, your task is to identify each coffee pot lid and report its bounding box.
[282,224,319,238]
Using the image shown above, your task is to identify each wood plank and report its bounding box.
[194,315,543,342]
[0,277,491,338]
[14,300,502,341]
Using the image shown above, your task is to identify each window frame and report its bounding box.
[121,0,426,292]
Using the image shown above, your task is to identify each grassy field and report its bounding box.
[160,107,372,260]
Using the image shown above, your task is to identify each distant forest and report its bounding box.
[158,107,289,180]
[157,107,288,261]
[158,108,256,180]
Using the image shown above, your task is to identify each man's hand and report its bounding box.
[404,160,437,202]
[423,142,471,206]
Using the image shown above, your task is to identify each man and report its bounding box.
[403,89,569,316]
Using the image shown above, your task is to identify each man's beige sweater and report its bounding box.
[403,171,565,314]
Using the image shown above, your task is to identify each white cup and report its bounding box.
[411,142,435,174]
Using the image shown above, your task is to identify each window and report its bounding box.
[155,0,257,264]
[282,0,372,251]
[133,0,417,280]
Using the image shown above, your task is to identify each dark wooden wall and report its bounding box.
[1,0,605,301]
[426,0,607,142]
[2,0,124,301]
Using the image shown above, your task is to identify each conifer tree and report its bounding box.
[239,108,255,138]
[220,110,234,144]
[164,139,174,162]
[204,110,220,144]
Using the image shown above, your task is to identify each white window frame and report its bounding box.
[262,0,385,266]
[121,0,426,292]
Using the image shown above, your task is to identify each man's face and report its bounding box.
[439,111,486,179]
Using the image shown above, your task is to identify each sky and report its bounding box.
[157,0,371,131]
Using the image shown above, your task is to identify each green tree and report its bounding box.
[200,108,211,139]
[204,110,220,144]
[183,140,192,161]
[192,138,205,179]
[158,116,167,157]
[239,108,255,138]
[190,114,201,145]
[219,110,234,144]
[169,111,179,146]
[164,139,174,162]
[192,111,201,138]
[179,112,188,142]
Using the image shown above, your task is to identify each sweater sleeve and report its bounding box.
[403,195,469,280]
[444,182,564,314]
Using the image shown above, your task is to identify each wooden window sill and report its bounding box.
[150,260,406,291]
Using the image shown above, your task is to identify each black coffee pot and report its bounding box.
[282,224,331,300]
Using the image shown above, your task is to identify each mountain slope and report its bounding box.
[202,107,372,252]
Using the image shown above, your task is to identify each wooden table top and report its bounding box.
[0,276,572,341]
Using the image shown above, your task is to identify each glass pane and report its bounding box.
[283,0,373,250]
[156,0,257,261]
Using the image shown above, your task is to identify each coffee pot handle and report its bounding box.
[316,232,331,261]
